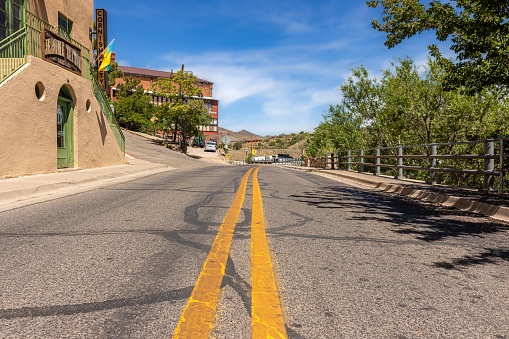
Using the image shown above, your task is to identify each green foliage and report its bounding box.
[113,76,152,133]
[107,62,123,89]
[367,0,509,92]
[306,103,363,157]
[307,58,509,157]
[151,70,211,154]
[246,152,253,164]
[268,141,276,147]
[232,141,243,150]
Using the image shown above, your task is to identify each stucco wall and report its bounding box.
[0,56,126,179]
[28,0,93,51]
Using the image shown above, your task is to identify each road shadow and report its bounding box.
[433,247,509,270]
[288,184,509,269]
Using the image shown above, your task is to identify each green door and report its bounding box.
[56,92,74,168]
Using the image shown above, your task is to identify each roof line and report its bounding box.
[118,65,213,84]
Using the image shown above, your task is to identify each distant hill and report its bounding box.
[218,127,264,142]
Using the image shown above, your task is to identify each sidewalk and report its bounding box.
[289,166,509,224]
[0,155,170,211]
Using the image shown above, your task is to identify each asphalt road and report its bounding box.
[0,133,508,338]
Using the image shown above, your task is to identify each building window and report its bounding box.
[0,0,25,42]
[56,104,65,147]
[58,12,72,39]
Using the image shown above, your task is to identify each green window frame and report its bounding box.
[0,0,25,42]
[58,12,72,40]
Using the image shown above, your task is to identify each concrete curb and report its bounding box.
[289,166,509,224]
[374,182,509,223]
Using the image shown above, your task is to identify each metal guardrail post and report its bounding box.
[375,148,380,176]
[397,146,404,179]
[359,149,364,173]
[500,139,505,194]
[428,144,437,184]
[336,139,507,194]
[484,141,494,191]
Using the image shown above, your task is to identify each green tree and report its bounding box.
[113,76,153,132]
[367,0,509,92]
[306,104,363,157]
[232,141,243,150]
[152,70,211,154]
[107,62,123,89]
[306,124,329,157]
[340,65,384,146]
[310,58,509,158]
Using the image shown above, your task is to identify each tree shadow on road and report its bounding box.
[433,247,509,270]
[288,184,509,269]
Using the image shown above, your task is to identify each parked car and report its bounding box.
[192,136,204,147]
[204,142,217,152]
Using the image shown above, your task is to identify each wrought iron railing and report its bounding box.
[91,68,125,154]
[0,27,27,81]
[0,10,91,83]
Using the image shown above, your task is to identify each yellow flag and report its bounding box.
[99,51,111,72]
[98,39,114,72]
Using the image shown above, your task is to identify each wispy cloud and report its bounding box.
[159,43,348,135]
[100,0,443,135]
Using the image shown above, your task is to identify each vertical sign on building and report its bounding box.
[96,9,108,91]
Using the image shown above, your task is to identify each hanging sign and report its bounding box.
[96,9,108,90]
[43,29,82,74]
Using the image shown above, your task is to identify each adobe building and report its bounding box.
[113,64,219,142]
[0,1,126,179]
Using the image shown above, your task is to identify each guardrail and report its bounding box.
[230,158,304,166]
[315,138,508,194]
[273,158,304,166]
[0,28,27,81]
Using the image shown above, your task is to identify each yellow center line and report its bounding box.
[172,168,254,339]
[251,167,288,339]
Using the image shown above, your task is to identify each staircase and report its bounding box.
[91,72,126,155]
[0,28,27,83]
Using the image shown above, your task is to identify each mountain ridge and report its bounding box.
[218,127,265,142]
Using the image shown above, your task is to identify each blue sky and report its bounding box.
[94,0,436,136]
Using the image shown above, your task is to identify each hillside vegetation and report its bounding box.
[218,127,308,161]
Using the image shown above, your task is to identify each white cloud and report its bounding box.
[157,40,373,134]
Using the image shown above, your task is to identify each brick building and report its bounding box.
[112,63,219,142]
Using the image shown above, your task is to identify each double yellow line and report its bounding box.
[171,167,287,339]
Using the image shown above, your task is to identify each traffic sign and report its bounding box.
[220,135,231,145]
